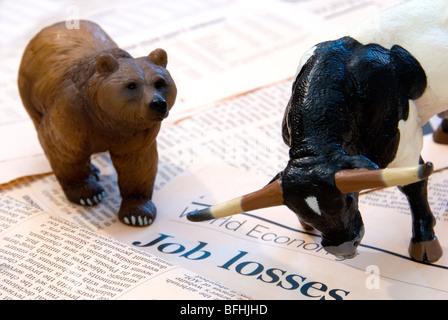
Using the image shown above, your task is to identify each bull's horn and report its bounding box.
[334,162,433,194]
[187,179,283,222]
[187,162,433,222]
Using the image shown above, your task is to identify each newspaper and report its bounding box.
[2,161,448,300]
[0,194,251,300]
[2,0,448,300]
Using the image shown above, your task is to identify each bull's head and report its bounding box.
[187,162,433,259]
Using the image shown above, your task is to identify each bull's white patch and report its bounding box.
[348,0,448,125]
[305,196,322,216]
[295,45,316,80]
[388,100,423,168]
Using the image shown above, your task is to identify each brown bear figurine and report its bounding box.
[18,20,177,227]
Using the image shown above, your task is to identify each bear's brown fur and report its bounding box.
[18,20,177,227]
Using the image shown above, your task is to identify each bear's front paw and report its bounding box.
[62,178,106,206]
[118,199,156,227]
[91,164,101,181]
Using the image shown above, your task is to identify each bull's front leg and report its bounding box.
[398,178,442,262]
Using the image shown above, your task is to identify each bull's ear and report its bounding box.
[187,179,283,222]
[334,162,433,194]
[147,48,168,68]
[390,45,427,99]
[96,53,119,74]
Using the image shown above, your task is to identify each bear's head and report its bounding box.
[88,48,177,130]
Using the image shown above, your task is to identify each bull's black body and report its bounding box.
[283,37,426,166]
[277,36,439,260]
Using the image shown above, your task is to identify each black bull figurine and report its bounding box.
[188,1,446,263]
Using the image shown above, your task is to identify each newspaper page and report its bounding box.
[0,194,250,300]
[111,165,448,300]
[2,162,448,300]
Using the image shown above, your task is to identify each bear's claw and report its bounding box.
[123,215,153,226]
[118,199,156,227]
[79,191,106,206]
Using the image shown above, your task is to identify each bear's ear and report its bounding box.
[96,53,119,74]
[147,48,167,68]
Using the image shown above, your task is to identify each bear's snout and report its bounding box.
[149,97,168,119]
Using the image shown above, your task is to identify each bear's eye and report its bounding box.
[154,78,166,89]
[126,82,138,90]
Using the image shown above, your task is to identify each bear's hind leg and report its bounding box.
[37,114,106,207]
[52,157,106,207]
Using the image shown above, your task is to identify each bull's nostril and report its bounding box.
[353,240,360,247]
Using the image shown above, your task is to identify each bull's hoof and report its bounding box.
[433,125,448,144]
[409,238,443,263]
